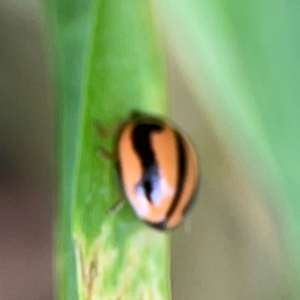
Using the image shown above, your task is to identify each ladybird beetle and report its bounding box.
[114,112,199,230]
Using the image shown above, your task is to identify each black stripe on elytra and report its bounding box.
[165,132,186,221]
[145,220,167,230]
[132,123,163,203]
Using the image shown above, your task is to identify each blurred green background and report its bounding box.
[0,0,299,299]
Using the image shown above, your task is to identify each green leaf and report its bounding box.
[45,0,170,298]
[43,0,98,299]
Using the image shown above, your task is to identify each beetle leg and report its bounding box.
[93,121,122,137]
[108,197,125,213]
[96,147,118,161]
[94,122,110,137]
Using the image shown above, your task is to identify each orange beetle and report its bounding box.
[115,112,199,230]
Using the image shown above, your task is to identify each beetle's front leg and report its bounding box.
[93,120,122,138]
[96,147,118,161]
